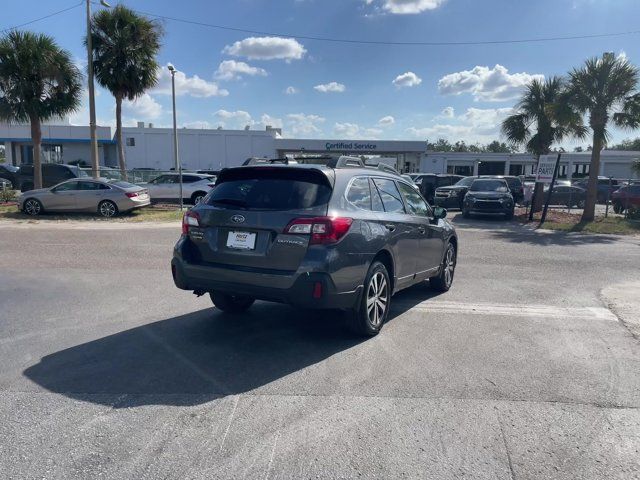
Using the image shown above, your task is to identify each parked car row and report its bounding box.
[17,178,151,217]
[10,165,216,217]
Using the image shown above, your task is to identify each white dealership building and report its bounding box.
[2,120,639,179]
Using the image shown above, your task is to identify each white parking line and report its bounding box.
[397,301,619,321]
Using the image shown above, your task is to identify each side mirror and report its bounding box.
[433,206,447,219]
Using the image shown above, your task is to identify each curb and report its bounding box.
[601,282,640,340]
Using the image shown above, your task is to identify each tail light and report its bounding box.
[207,183,216,188]
[125,191,139,198]
[182,211,200,235]
[284,217,353,245]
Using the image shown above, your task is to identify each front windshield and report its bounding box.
[455,177,475,187]
[469,180,509,192]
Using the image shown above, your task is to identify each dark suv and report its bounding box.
[434,176,475,209]
[17,163,87,191]
[172,157,458,336]
[462,178,515,219]
[411,174,464,204]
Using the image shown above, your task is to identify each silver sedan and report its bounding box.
[18,178,150,217]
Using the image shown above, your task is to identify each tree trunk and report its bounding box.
[528,154,544,217]
[115,93,128,181]
[30,116,43,190]
[581,133,603,222]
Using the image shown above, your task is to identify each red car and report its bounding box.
[611,184,640,213]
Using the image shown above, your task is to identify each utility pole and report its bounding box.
[86,0,110,178]
[168,64,183,211]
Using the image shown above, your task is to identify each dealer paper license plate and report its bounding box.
[226,231,256,250]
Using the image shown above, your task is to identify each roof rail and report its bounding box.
[331,156,365,168]
[374,162,401,176]
[242,157,298,166]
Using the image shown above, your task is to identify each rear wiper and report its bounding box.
[210,198,248,208]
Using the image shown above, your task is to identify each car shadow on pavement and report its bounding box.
[23,287,437,407]
[488,228,621,246]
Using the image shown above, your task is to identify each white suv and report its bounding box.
[146,173,215,204]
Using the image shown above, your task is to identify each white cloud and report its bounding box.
[314,82,346,93]
[154,66,229,97]
[211,110,283,130]
[392,72,422,88]
[334,123,383,139]
[286,113,325,136]
[284,86,298,95]
[438,64,543,102]
[407,107,513,143]
[222,37,306,61]
[214,109,253,128]
[122,94,163,120]
[215,60,267,81]
[258,114,283,129]
[378,115,395,127]
[440,106,455,118]
[380,0,446,14]
[334,122,361,137]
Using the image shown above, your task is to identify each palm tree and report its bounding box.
[89,5,163,179]
[502,77,586,215]
[0,31,82,189]
[562,52,640,221]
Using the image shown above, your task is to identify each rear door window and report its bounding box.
[346,177,372,210]
[206,168,332,211]
[372,178,405,213]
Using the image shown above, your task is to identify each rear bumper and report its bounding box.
[171,245,362,310]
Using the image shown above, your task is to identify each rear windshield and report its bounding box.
[470,180,509,192]
[206,168,332,210]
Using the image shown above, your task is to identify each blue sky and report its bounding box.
[3,0,640,146]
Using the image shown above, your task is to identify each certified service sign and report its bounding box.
[535,155,558,184]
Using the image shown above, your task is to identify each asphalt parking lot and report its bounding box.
[1,220,639,479]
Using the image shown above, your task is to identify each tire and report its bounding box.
[210,291,255,313]
[504,209,514,220]
[23,198,43,216]
[576,199,586,209]
[613,202,624,214]
[430,242,457,292]
[98,200,118,218]
[191,191,207,205]
[347,261,391,337]
[462,208,470,218]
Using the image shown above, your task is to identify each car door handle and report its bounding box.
[384,224,396,232]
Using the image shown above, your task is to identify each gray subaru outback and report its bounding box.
[171,157,458,336]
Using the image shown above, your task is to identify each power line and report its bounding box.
[134,9,640,47]
[2,3,639,47]
[0,1,83,34]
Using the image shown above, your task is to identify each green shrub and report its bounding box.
[0,186,17,203]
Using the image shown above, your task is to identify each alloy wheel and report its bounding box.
[366,271,388,327]
[443,245,456,287]
[99,201,116,217]
[24,199,41,215]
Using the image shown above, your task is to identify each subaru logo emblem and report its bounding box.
[231,214,245,223]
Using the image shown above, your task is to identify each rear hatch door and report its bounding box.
[189,166,333,272]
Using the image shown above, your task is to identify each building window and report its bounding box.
[126,138,136,147]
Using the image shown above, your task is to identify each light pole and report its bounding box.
[86,0,110,178]
[168,64,183,211]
